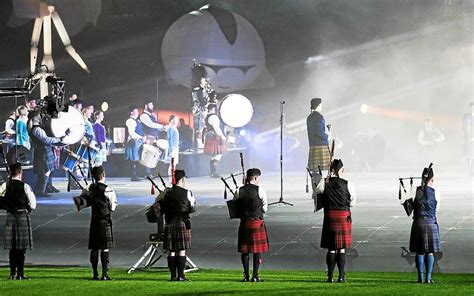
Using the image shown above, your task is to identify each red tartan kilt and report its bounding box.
[320,210,352,249]
[238,219,269,253]
[204,134,227,155]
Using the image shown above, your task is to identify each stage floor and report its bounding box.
[0,170,472,273]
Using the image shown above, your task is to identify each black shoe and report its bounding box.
[241,278,250,282]
[169,277,177,282]
[130,177,141,182]
[92,276,100,281]
[337,276,346,283]
[251,277,262,282]
[425,279,434,284]
[176,277,189,282]
[417,278,423,283]
[46,184,60,193]
[35,191,51,197]
[16,275,30,280]
[327,277,334,283]
[101,275,112,281]
[8,275,15,280]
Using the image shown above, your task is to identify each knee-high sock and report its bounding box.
[336,252,346,277]
[416,254,425,282]
[131,162,138,178]
[253,253,261,279]
[16,250,26,277]
[177,256,186,279]
[210,160,215,175]
[167,256,177,280]
[100,251,110,276]
[9,250,17,276]
[326,251,336,278]
[241,253,249,279]
[425,253,434,281]
[90,250,99,277]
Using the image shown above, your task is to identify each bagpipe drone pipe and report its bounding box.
[398,162,433,216]
[220,152,245,219]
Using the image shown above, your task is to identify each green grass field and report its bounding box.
[0,267,472,295]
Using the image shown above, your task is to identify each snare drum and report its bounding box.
[139,144,161,168]
[50,107,85,145]
[63,143,99,171]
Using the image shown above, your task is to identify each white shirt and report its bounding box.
[126,116,142,141]
[315,176,356,207]
[81,181,118,211]
[208,114,225,138]
[233,183,268,213]
[0,179,36,210]
[403,184,440,213]
[5,117,15,135]
[140,111,165,131]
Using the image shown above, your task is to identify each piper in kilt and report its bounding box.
[203,104,227,178]
[403,166,440,284]
[0,163,36,280]
[125,106,145,181]
[233,168,269,282]
[160,170,197,281]
[79,166,118,281]
[315,159,356,283]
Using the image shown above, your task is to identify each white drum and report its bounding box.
[50,107,85,145]
[139,144,161,168]
[219,94,253,128]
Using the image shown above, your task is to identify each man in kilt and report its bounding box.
[28,112,64,197]
[160,170,196,281]
[233,168,269,282]
[0,162,36,280]
[404,166,440,283]
[79,165,118,280]
[203,104,227,178]
[315,159,356,283]
[125,106,145,181]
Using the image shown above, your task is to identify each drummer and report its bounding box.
[125,106,146,181]
[83,103,96,143]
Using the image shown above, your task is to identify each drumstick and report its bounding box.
[239,152,245,184]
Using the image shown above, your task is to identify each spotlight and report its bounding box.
[239,129,246,137]
[360,104,368,114]
[101,101,109,112]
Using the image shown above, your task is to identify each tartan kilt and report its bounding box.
[308,145,331,171]
[125,139,143,161]
[238,219,269,253]
[4,212,33,250]
[88,217,114,250]
[204,133,227,155]
[409,218,441,253]
[164,220,191,251]
[33,145,56,174]
[320,210,352,249]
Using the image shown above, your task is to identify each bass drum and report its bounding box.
[219,94,253,128]
[49,107,85,145]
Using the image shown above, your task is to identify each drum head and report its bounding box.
[50,107,85,145]
[156,139,168,150]
[219,94,253,128]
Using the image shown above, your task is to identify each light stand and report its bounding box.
[269,101,293,206]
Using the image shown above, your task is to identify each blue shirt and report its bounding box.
[16,119,30,149]
[167,126,179,155]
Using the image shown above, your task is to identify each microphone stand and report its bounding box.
[269,101,293,206]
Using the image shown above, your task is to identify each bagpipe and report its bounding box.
[306,124,335,213]
[398,163,433,216]
[145,173,170,223]
[70,171,88,212]
[220,152,245,219]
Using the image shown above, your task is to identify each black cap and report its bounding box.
[311,98,322,109]
[175,170,186,183]
[330,159,344,172]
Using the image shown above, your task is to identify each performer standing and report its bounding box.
[315,159,356,283]
[28,113,64,197]
[160,170,196,281]
[166,115,180,178]
[15,106,30,150]
[307,98,331,172]
[2,110,16,152]
[125,106,145,181]
[0,162,36,280]
[82,103,96,142]
[233,168,269,282]
[403,166,440,283]
[79,166,117,280]
[93,111,107,166]
[140,100,167,140]
[204,104,227,178]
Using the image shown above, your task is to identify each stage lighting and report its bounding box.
[239,129,246,136]
[219,94,253,128]
[360,104,368,114]
[101,101,109,112]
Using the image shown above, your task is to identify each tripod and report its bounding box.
[269,101,293,206]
